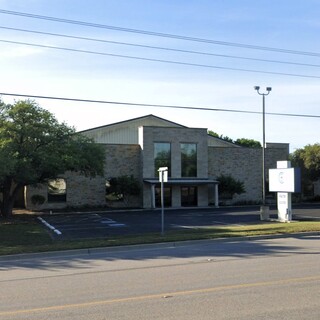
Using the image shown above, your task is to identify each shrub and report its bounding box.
[216,174,245,199]
[31,194,46,205]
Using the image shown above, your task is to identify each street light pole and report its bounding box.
[254,86,272,209]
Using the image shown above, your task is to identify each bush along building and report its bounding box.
[25,115,289,210]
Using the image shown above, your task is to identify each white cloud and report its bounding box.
[0,45,44,58]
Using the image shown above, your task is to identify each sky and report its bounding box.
[1,0,320,152]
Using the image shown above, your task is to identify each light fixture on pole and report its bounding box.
[254,86,272,211]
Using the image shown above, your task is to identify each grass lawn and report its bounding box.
[0,215,319,256]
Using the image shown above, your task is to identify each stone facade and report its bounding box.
[140,126,208,179]
[208,144,289,203]
[104,144,141,179]
[25,144,142,211]
[24,115,290,211]
[140,126,210,208]
[104,144,142,208]
[25,171,105,211]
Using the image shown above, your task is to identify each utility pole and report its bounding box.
[254,86,272,219]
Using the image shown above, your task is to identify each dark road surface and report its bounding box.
[37,204,320,240]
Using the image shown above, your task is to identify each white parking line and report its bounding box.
[171,221,244,229]
[108,223,126,227]
[37,217,62,235]
[100,218,126,227]
[100,219,116,224]
[171,225,196,229]
[294,215,320,220]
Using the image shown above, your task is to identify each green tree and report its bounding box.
[207,130,219,138]
[299,144,320,175]
[208,130,233,143]
[235,138,261,148]
[290,144,320,196]
[0,100,105,218]
[216,174,245,199]
[208,130,261,148]
[107,175,140,207]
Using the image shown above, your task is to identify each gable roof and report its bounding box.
[79,114,186,134]
[80,114,240,147]
[79,114,187,144]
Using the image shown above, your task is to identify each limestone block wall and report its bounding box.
[104,144,142,179]
[25,144,142,210]
[65,172,105,207]
[141,126,208,179]
[25,171,105,211]
[104,144,142,208]
[198,185,209,206]
[140,126,209,208]
[24,140,289,210]
[208,145,289,203]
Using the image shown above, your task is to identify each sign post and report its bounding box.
[269,161,301,222]
[158,167,168,235]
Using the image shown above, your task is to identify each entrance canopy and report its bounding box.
[144,178,219,208]
[144,178,218,186]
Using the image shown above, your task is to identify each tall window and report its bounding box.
[48,178,66,202]
[154,142,171,177]
[181,143,197,177]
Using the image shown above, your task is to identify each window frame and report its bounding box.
[154,142,171,177]
[47,178,67,203]
[181,143,197,177]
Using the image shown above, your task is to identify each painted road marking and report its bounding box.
[1,275,319,316]
[294,215,320,220]
[108,223,126,227]
[171,221,244,229]
[100,219,116,224]
[39,216,126,236]
[171,224,197,229]
[37,217,62,235]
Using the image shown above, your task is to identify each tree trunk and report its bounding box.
[0,178,23,219]
[1,197,14,219]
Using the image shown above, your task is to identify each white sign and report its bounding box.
[157,166,168,235]
[158,167,168,183]
[277,192,292,221]
[159,170,168,183]
[269,161,300,222]
[269,168,301,193]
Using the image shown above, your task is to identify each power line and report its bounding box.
[1,9,320,58]
[2,25,320,69]
[2,39,320,79]
[1,92,320,119]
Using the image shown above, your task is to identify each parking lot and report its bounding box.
[37,204,320,240]
[39,205,320,239]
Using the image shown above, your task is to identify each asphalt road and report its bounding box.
[37,204,320,240]
[0,235,319,319]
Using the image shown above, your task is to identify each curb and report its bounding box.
[0,231,319,262]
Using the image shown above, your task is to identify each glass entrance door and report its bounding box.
[155,187,172,207]
[181,186,198,207]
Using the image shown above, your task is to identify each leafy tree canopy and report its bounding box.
[208,130,261,147]
[208,130,233,143]
[235,138,261,148]
[290,143,320,183]
[216,174,245,198]
[107,175,140,207]
[0,99,105,218]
